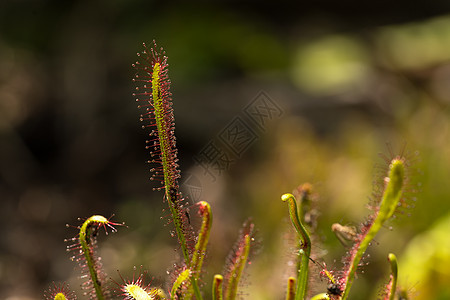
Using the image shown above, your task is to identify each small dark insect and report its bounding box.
[327,283,343,296]
[185,209,191,224]
[307,256,342,297]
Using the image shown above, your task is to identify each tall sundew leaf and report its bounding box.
[132,41,200,299]
[132,41,179,192]
[132,41,192,262]
[340,156,410,300]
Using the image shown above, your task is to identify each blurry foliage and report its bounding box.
[399,213,450,300]
[291,35,370,95]
[1,1,450,299]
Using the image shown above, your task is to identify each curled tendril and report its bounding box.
[281,193,311,300]
[67,215,122,300]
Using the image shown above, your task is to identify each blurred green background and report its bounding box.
[1,1,450,299]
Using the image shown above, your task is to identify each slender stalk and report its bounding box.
[185,202,212,300]
[285,277,296,300]
[387,253,398,300]
[221,221,255,300]
[281,193,311,300]
[213,275,224,300]
[224,234,251,300]
[190,202,212,275]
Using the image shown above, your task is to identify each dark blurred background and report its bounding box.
[1,1,450,299]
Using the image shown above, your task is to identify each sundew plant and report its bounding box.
[45,41,418,300]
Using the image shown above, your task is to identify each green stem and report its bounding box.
[190,202,211,274]
[285,277,296,300]
[388,253,398,300]
[213,275,224,300]
[224,234,251,300]
[281,193,311,300]
[185,201,211,300]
